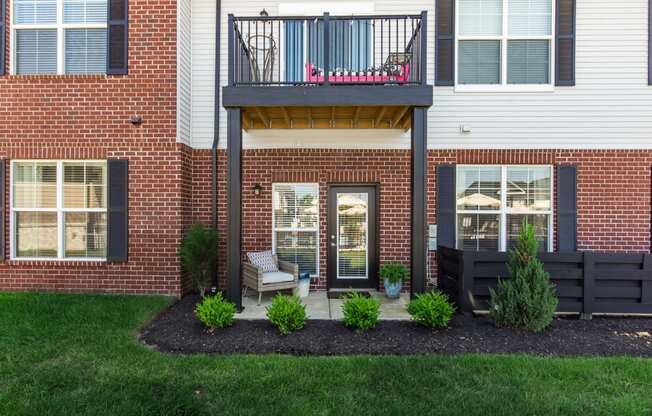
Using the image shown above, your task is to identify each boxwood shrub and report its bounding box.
[342,293,380,331]
[195,293,236,329]
[266,294,307,335]
[407,291,455,328]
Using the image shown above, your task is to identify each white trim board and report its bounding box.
[278,2,375,16]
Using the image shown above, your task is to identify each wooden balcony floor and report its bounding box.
[241,105,412,130]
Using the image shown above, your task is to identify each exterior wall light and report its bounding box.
[253,183,263,196]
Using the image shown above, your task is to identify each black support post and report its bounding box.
[226,108,243,311]
[410,107,427,297]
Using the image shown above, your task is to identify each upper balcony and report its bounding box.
[222,12,433,118]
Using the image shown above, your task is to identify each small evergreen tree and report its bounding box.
[489,221,558,332]
[179,224,218,297]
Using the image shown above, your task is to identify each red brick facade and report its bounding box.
[0,0,187,294]
[186,149,652,294]
[1,0,650,295]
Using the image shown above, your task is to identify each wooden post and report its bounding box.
[581,251,594,320]
[226,108,243,311]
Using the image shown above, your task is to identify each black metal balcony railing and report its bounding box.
[228,12,427,87]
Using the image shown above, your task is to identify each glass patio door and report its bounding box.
[327,186,377,289]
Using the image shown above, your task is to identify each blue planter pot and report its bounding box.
[384,279,402,299]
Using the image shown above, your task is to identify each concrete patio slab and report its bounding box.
[236,290,411,321]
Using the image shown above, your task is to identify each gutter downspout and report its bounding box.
[211,0,221,290]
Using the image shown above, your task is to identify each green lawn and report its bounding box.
[1,293,651,416]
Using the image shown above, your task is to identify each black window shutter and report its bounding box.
[557,165,577,252]
[1,0,5,75]
[0,160,5,261]
[107,159,128,261]
[436,0,455,86]
[107,0,128,75]
[437,164,456,248]
[556,0,576,86]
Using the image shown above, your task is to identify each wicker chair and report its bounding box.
[243,256,299,305]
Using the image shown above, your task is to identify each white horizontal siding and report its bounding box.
[188,0,652,150]
[176,0,192,145]
[191,0,217,149]
[431,0,652,149]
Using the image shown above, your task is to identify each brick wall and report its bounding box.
[190,148,652,294]
[0,0,184,295]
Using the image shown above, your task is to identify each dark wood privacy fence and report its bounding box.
[438,246,652,317]
[229,13,427,86]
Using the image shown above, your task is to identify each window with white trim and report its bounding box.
[456,165,553,251]
[272,183,319,276]
[456,0,553,87]
[11,161,107,259]
[12,0,107,74]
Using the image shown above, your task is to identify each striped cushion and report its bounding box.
[247,250,278,273]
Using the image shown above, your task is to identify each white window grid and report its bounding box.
[10,0,107,75]
[455,0,556,92]
[271,183,320,277]
[336,191,369,280]
[455,165,554,252]
[9,160,108,261]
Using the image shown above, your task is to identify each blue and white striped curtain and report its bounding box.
[350,21,370,71]
[284,21,304,82]
[303,20,370,72]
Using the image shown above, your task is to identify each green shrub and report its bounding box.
[379,263,409,284]
[407,291,455,328]
[266,295,307,335]
[195,293,236,329]
[179,224,218,297]
[341,293,380,331]
[489,221,558,332]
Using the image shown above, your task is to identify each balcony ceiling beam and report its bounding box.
[352,106,362,127]
[392,106,410,128]
[374,106,388,128]
[254,107,270,128]
[241,111,251,132]
[280,107,292,128]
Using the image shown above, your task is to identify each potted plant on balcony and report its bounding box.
[380,263,408,299]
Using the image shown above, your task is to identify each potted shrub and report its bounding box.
[179,223,218,297]
[380,263,408,299]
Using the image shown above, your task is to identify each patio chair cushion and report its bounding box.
[262,271,295,285]
[247,250,278,273]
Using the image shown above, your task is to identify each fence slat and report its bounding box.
[642,255,652,304]
[592,270,652,280]
[460,251,475,313]
[594,286,641,299]
[582,252,594,319]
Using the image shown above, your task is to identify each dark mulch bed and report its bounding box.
[140,295,652,357]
